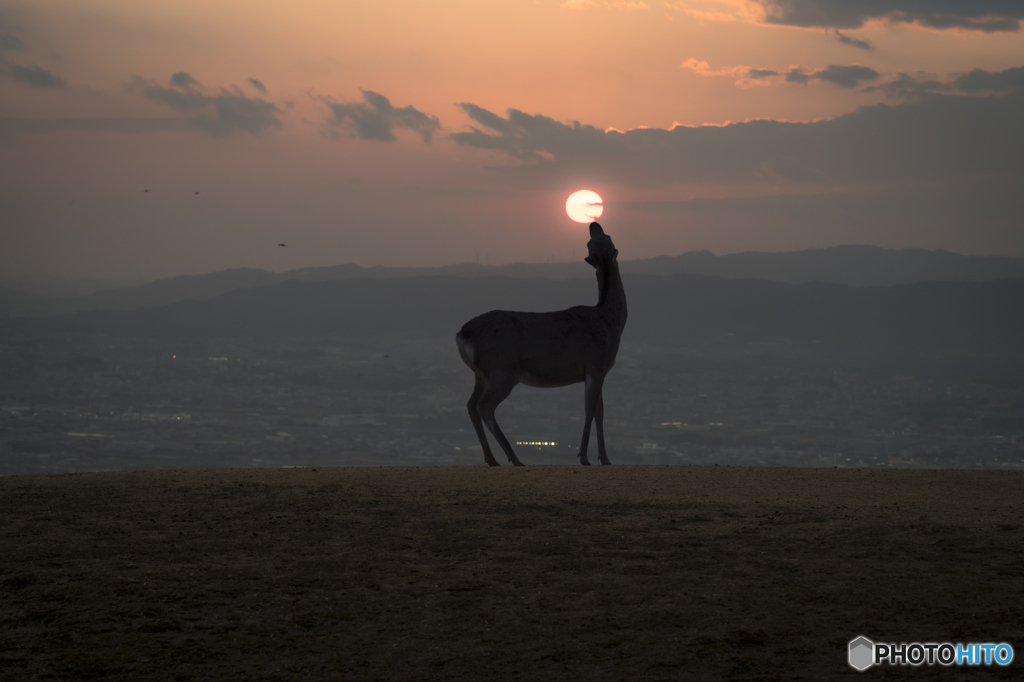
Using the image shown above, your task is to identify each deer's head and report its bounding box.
[584,222,618,268]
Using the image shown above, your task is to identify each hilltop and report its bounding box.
[1,465,1021,680]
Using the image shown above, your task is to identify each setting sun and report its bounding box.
[565,190,604,223]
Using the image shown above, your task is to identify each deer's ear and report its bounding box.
[584,255,597,267]
[589,222,604,237]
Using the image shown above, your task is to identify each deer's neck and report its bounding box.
[596,260,627,328]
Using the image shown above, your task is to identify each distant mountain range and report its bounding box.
[6,273,1022,353]
[2,245,1023,317]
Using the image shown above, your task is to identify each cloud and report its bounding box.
[680,58,776,88]
[561,1,648,9]
[0,13,65,88]
[867,72,949,99]
[834,29,873,50]
[0,10,24,51]
[9,63,65,88]
[452,103,598,161]
[322,90,440,143]
[664,1,750,21]
[680,59,748,79]
[248,78,266,93]
[786,64,879,87]
[132,74,282,136]
[170,71,200,89]
[0,31,22,51]
[450,89,1024,188]
[682,58,876,88]
[748,0,1024,33]
[955,66,1024,93]
[870,66,1024,98]
[681,8,738,22]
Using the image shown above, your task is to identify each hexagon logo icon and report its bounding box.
[849,636,874,671]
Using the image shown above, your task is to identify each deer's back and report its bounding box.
[457,307,621,384]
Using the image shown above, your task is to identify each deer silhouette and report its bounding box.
[456,222,627,466]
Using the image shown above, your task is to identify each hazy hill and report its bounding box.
[629,245,1024,286]
[0,286,54,318]
[13,268,284,316]
[0,274,138,298]
[5,245,1023,317]
[7,274,1023,353]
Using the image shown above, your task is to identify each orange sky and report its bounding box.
[2,0,1024,280]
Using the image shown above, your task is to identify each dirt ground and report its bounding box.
[1,465,1022,681]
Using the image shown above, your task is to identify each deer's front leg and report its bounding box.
[578,373,604,466]
[595,388,612,465]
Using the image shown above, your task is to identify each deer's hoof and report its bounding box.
[599,458,612,466]
[485,459,501,467]
[511,460,525,467]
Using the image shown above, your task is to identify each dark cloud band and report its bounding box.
[452,87,1024,187]
[752,0,1024,33]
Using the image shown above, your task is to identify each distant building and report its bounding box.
[638,442,674,465]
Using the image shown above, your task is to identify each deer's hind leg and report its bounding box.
[476,373,524,467]
[467,373,500,467]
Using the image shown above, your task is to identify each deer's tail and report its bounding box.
[456,329,476,368]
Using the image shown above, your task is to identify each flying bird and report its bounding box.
[194,191,200,195]
[143,189,149,193]
[278,243,287,247]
